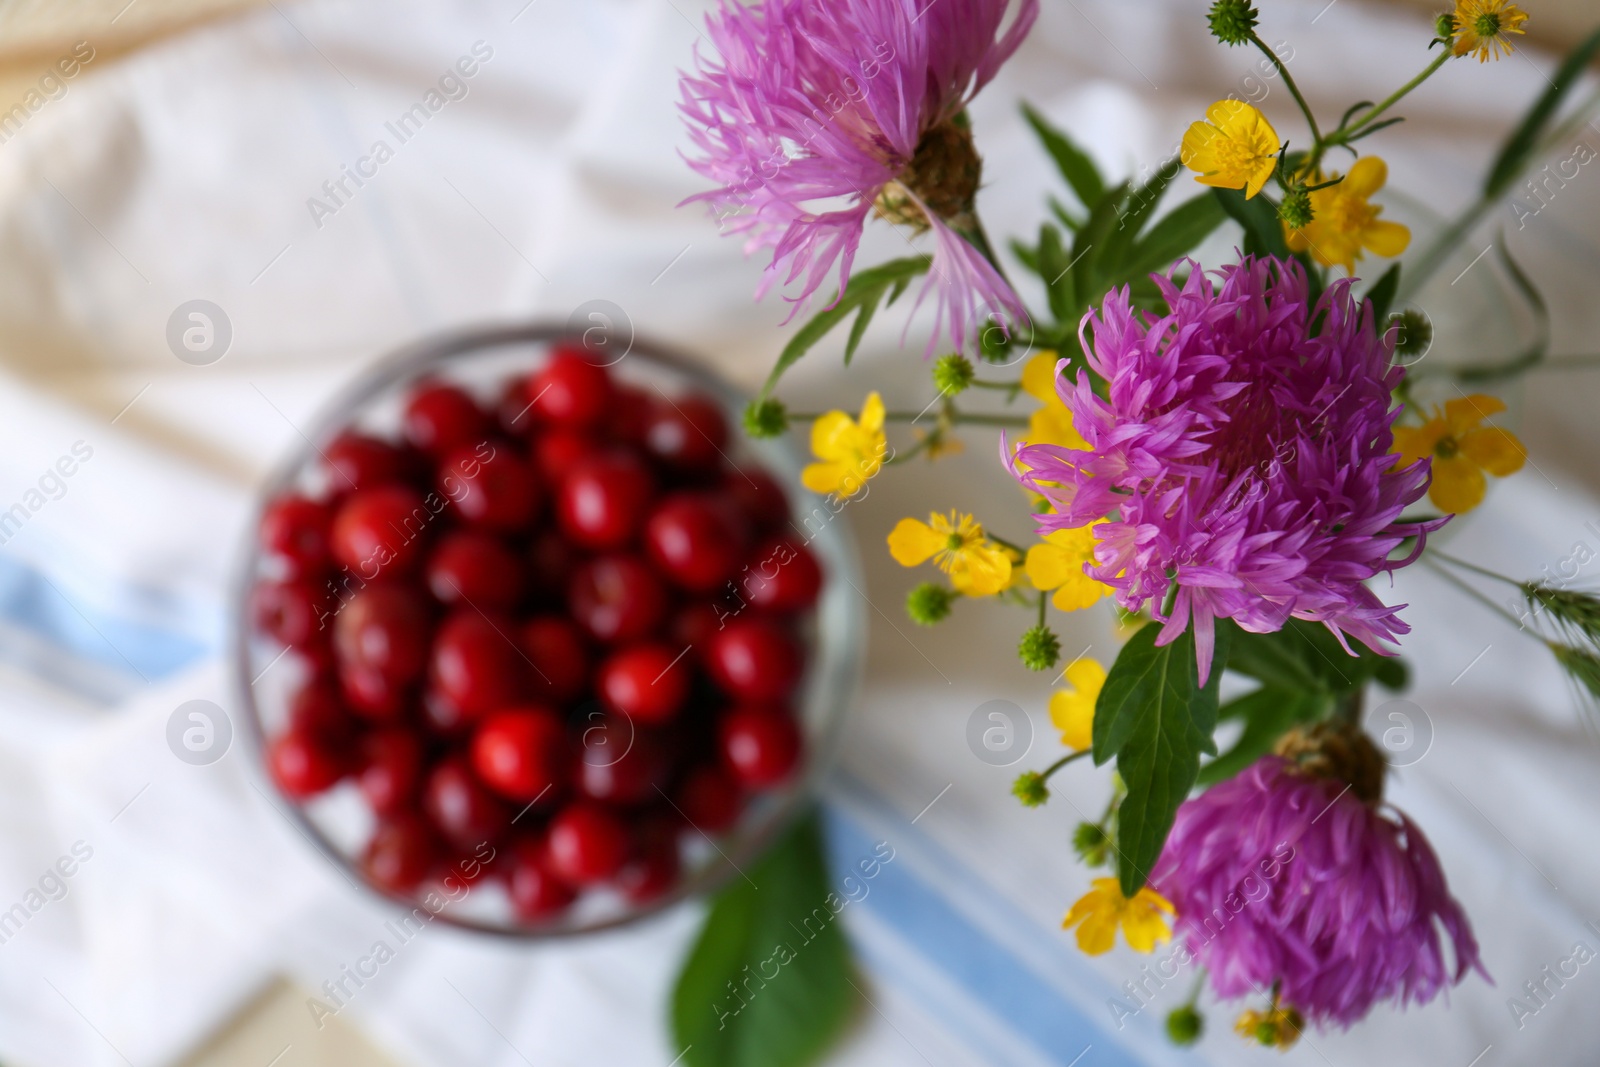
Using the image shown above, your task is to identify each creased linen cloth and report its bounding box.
[0,0,1599,1064]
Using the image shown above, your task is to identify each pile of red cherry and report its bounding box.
[248,344,823,922]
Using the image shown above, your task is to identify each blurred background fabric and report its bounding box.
[0,1,1597,1066]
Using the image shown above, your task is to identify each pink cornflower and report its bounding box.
[1007,255,1442,679]
[678,0,1036,355]
[1152,724,1487,1029]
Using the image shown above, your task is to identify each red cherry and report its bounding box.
[403,381,489,456]
[670,601,727,657]
[288,683,354,740]
[597,642,690,724]
[558,452,655,550]
[525,530,578,606]
[723,468,790,533]
[363,815,438,893]
[520,616,590,704]
[325,432,409,492]
[340,664,410,720]
[331,485,431,575]
[531,429,598,485]
[719,706,801,787]
[439,443,539,533]
[644,394,728,472]
[568,555,667,644]
[531,347,614,428]
[496,377,539,439]
[607,385,655,447]
[675,765,743,831]
[423,758,511,848]
[576,722,665,804]
[358,728,424,814]
[260,495,333,576]
[430,610,528,720]
[544,802,629,885]
[426,531,525,609]
[471,706,568,802]
[268,729,345,798]
[333,584,431,684]
[505,837,576,921]
[706,618,803,702]
[741,537,823,614]
[644,493,749,592]
[444,845,499,886]
[615,823,680,905]
[251,579,327,647]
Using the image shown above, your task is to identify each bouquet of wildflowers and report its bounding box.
[671,0,1600,1059]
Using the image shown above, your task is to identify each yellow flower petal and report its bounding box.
[1071,908,1119,956]
[1021,351,1063,404]
[808,411,857,462]
[800,462,845,495]
[1181,101,1281,200]
[1362,219,1411,259]
[1344,155,1388,198]
[1430,455,1488,514]
[1122,899,1176,953]
[1460,425,1526,477]
[950,542,1013,597]
[886,518,944,567]
[858,391,885,435]
[1392,421,1446,468]
[1050,658,1104,751]
[1443,394,1504,436]
[1025,402,1087,451]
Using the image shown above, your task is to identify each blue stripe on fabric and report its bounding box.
[0,553,213,682]
[821,804,1149,1067]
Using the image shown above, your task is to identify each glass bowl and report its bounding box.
[230,322,864,937]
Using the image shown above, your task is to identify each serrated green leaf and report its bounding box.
[758,258,930,401]
[1037,223,1076,324]
[1486,23,1600,198]
[843,291,879,366]
[1116,192,1227,282]
[1022,103,1106,208]
[672,811,857,1067]
[1098,624,1232,895]
[1197,688,1329,786]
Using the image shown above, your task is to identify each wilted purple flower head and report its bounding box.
[1151,725,1487,1028]
[678,0,1036,354]
[1007,255,1442,679]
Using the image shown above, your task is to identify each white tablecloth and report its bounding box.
[0,1,1598,1065]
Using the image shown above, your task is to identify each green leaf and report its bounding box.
[1365,263,1401,324]
[1117,192,1227,282]
[1037,223,1077,324]
[1485,23,1600,198]
[1022,103,1106,208]
[1197,688,1329,786]
[672,811,857,1067]
[1110,158,1179,249]
[1226,619,1396,695]
[758,257,930,401]
[1071,181,1130,310]
[1093,623,1232,895]
[1211,186,1289,259]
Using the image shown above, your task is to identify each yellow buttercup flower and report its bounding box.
[1062,878,1174,956]
[1393,394,1525,514]
[1285,157,1410,273]
[1050,657,1105,751]
[887,511,1013,596]
[801,392,886,497]
[1181,100,1281,200]
[1452,0,1528,62]
[1019,352,1089,451]
[1027,525,1110,611]
[1235,1005,1305,1049]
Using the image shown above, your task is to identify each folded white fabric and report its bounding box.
[0,0,1597,1065]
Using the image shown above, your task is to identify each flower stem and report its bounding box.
[967,377,1024,391]
[1250,33,1321,146]
[1428,549,1523,587]
[1336,51,1450,142]
[949,412,1031,428]
[1040,748,1091,783]
[1038,589,1048,627]
[1422,558,1530,631]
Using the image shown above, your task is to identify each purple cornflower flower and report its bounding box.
[1151,728,1487,1028]
[678,0,1036,355]
[1007,255,1442,680]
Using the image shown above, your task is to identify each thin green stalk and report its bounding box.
[950,412,1031,428]
[1423,558,1531,631]
[1428,549,1523,587]
[1250,32,1320,145]
[1037,589,1048,628]
[1339,51,1450,141]
[967,377,1025,391]
[1039,748,1091,783]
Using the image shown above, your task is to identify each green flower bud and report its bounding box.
[1012,770,1049,807]
[1435,11,1456,41]
[1018,625,1061,671]
[1390,309,1432,358]
[1207,0,1259,45]
[1071,821,1110,867]
[932,353,976,396]
[1255,1021,1279,1046]
[742,398,789,438]
[1278,187,1314,229]
[906,582,955,626]
[1166,1005,1205,1046]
